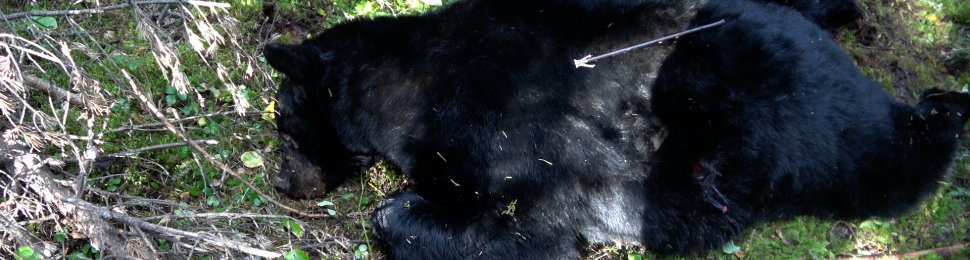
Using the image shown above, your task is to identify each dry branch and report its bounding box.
[62,197,283,258]
[3,131,281,258]
[111,111,262,133]
[21,75,90,110]
[144,212,302,222]
[0,213,58,257]
[2,130,153,258]
[0,0,231,21]
[838,243,970,260]
[63,140,220,163]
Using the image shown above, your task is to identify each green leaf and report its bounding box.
[721,240,741,254]
[127,61,138,71]
[421,0,443,6]
[316,200,335,207]
[32,16,57,28]
[15,246,40,260]
[206,196,220,206]
[354,244,369,259]
[165,86,177,95]
[283,249,310,260]
[165,95,177,106]
[282,219,304,237]
[67,252,87,260]
[340,193,355,200]
[240,151,264,168]
[627,252,642,260]
[327,209,337,215]
[54,231,68,243]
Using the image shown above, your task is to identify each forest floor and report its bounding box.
[0,0,968,259]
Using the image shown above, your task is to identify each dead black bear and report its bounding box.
[264,0,969,258]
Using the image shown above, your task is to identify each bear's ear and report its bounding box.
[264,43,314,81]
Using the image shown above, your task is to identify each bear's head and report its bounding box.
[263,43,374,199]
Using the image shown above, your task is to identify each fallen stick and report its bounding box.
[62,140,219,163]
[838,243,969,260]
[0,0,231,21]
[2,130,153,258]
[21,75,89,110]
[111,111,262,133]
[144,212,302,222]
[62,197,283,258]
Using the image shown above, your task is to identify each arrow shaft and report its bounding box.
[585,19,726,63]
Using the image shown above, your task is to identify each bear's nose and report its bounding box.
[272,176,291,193]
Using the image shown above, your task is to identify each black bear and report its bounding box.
[264,0,969,258]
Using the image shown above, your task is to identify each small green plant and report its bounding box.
[15,246,41,260]
[30,16,57,28]
[105,177,122,192]
[240,151,264,168]
[353,244,370,259]
[67,243,99,260]
[284,249,311,260]
[626,251,642,260]
[164,86,187,106]
[317,200,338,215]
[54,230,68,243]
[282,219,304,237]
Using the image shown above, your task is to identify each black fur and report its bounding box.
[264,0,968,258]
[649,0,970,252]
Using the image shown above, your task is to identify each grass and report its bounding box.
[1,0,967,259]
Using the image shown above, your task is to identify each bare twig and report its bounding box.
[144,212,303,222]
[86,186,188,209]
[108,139,218,157]
[20,75,89,110]
[0,0,231,21]
[111,111,262,133]
[60,140,218,164]
[839,243,970,260]
[61,197,282,258]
